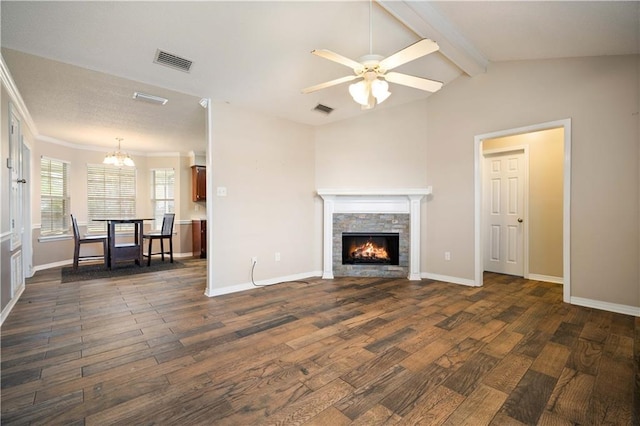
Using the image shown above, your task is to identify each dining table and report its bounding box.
[93,218,153,269]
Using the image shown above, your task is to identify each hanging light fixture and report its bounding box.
[347,0,392,109]
[349,71,391,109]
[103,137,135,167]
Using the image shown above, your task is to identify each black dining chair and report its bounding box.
[71,214,108,270]
[143,213,175,266]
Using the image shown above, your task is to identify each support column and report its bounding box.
[408,195,424,280]
[321,195,335,279]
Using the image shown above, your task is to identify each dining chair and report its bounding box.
[71,214,108,270]
[143,213,175,266]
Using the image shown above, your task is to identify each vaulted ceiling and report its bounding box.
[2,1,638,154]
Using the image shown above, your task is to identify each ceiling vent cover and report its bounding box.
[154,49,193,72]
[313,104,334,114]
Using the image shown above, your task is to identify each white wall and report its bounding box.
[315,55,639,310]
[209,102,317,291]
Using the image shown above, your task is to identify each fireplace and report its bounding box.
[317,188,431,280]
[342,233,400,265]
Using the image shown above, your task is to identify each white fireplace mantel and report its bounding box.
[317,187,432,280]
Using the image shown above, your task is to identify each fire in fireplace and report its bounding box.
[342,233,400,265]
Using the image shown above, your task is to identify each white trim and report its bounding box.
[528,274,563,285]
[422,272,476,287]
[0,283,25,326]
[474,119,571,303]
[33,259,72,272]
[1,55,38,134]
[570,297,640,317]
[38,234,72,243]
[317,188,432,197]
[205,271,322,297]
[176,220,199,226]
[561,122,572,303]
[1,231,12,241]
[204,98,214,298]
[37,134,184,157]
[32,251,195,272]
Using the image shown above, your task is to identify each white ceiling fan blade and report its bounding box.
[302,75,360,94]
[312,49,364,73]
[384,72,443,93]
[379,39,440,71]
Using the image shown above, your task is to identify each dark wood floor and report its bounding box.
[1,258,638,425]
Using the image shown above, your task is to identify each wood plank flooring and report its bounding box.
[1,259,638,425]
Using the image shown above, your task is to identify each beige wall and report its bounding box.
[210,101,316,290]
[314,55,639,309]
[315,101,429,188]
[424,55,638,307]
[484,128,564,278]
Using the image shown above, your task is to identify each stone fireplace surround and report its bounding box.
[317,188,431,280]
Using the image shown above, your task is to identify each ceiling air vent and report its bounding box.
[313,104,334,115]
[133,92,168,105]
[154,49,193,72]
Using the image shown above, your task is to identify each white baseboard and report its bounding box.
[421,272,478,287]
[34,259,72,272]
[205,270,322,297]
[528,274,563,284]
[33,252,196,273]
[570,296,640,317]
[1,283,25,326]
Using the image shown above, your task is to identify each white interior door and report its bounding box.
[483,150,525,276]
[9,107,25,296]
[9,109,23,252]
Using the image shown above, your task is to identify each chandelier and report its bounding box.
[103,137,134,167]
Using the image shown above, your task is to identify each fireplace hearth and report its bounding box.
[342,233,400,265]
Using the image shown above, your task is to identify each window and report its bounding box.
[40,157,70,236]
[151,168,175,230]
[87,164,136,233]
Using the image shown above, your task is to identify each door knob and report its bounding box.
[517,218,523,223]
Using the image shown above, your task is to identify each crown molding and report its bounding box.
[1,54,39,135]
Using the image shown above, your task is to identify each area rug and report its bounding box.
[61,260,186,283]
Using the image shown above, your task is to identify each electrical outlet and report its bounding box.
[275,252,281,262]
[251,256,258,265]
[445,251,451,261]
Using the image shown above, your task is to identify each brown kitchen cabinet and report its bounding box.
[192,219,207,259]
[191,165,206,201]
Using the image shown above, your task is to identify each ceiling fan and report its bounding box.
[302,2,443,110]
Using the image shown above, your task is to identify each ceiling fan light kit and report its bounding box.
[349,74,391,110]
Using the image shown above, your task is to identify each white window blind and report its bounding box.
[87,164,136,233]
[151,168,175,230]
[40,157,70,236]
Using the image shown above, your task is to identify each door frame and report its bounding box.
[474,118,571,303]
[482,146,529,278]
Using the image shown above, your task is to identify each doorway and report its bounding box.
[474,119,571,303]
